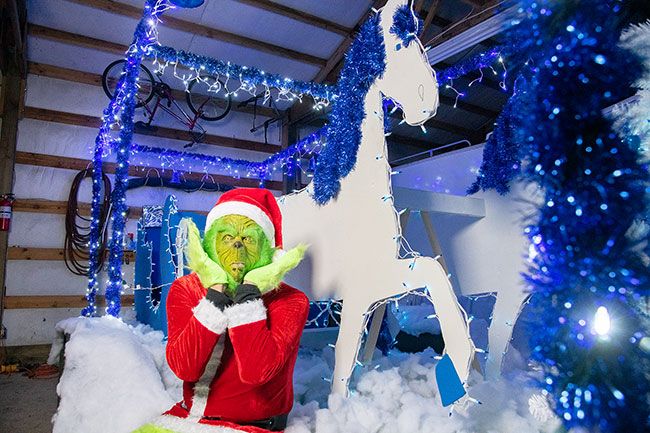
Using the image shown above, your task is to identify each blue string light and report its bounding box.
[147,44,335,108]
[436,47,503,83]
[84,0,174,317]
[129,128,326,183]
[85,2,507,316]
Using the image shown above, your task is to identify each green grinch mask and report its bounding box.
[202,214,275,291]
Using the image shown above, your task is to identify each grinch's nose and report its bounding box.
[233,240,244,249]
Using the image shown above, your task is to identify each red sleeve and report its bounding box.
[225,288,309,386]
[165,276,228,382]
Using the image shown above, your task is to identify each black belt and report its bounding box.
[202,413,288,431]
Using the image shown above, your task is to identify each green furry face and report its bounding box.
[203,214,275,287]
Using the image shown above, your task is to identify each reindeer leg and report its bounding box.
[330,300,372,397]
[484,292,530,379]
[403,257,475,384]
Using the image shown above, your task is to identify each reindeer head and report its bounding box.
[376,0,439,126]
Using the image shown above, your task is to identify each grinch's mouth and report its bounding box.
[231,262,245,271]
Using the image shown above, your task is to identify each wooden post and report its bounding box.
[0,0,27,338]
[420,210,449,273]
[362,303,387,363]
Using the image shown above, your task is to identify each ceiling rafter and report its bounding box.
[233,0,351,36]
[29,23,126,55]
[413,0,426,14]
[315,0,386,84]
[424,0,502,49]
[460,0,492,7]
[287,0,386,126]
[65,0,327,66]
[419,0,441,37]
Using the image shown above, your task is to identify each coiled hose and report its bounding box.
[64,169,112,276]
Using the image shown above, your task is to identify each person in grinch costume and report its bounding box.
[134,188,309,433]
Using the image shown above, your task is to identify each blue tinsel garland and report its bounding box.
[478,1,650,431]
[467,75,531,195]
[133,46,501,181]
[84,0,168,317]
[436,47,502,83]
[147,45,335,101]
[131,128,325,182]
[312,13,386,204]
[390,4,422,50]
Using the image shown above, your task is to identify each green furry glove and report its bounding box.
[243,244,307,293]
[183,218,229,289]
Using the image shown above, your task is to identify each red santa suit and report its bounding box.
[150,188,310,433]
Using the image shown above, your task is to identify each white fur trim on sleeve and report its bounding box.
[272,248,286,262]
[225,299,267,328]
[192,298,228,334]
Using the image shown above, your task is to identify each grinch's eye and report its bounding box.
[222,234,233,242]
[243,236,255,244]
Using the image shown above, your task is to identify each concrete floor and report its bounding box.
[0,374,58,433]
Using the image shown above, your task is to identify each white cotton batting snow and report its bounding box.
[49,316,181,433]
[49,316,560,433]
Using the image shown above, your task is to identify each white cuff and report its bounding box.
[192,298,228,334]
[225,298,267,328]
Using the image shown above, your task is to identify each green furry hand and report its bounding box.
[183,218,228,289]
[243,244,307,293]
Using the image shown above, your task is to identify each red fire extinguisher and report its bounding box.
[0,194,14,232]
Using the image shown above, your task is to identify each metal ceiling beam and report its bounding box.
[233,0,351,36]
[426,2,521,64]
[65,0,327,67]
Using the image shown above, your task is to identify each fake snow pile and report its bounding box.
[49,317,559,433]
[289,349,559,433]
[48,316,181,433]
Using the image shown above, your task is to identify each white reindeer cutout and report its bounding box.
[279,0,475,397]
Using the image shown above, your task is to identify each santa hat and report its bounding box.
[205,188,283,250]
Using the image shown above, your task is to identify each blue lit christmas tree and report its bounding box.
[472,0,650,431]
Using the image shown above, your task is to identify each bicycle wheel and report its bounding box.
[102,59,155,108]
[186,76,232,121]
